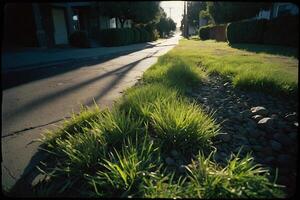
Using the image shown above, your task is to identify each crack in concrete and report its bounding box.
[2,117,71,139]
[3,165,17,180]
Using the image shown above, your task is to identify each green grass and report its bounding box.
[181,39,298,97]
[26,38,291,198]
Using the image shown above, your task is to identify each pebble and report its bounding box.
[257,117,273,129]
[285,112,297,121]
[217,133,231,142]
[270,140,282,152]
[190,74,297,194]
[178,165,187,173]
[250,106,268,116]
[252,115,263,121]
[277,154,295,166]
[171,150,179,158]
[165,157,175,165]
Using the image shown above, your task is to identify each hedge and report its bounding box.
[199,25,212,40]
[227,19,267,44]
[227,15,298,47]
[199,24,227,42]
[98,27,154,47]
[263,15,298,47]
[69,31,90,48]
[209,25,227,42]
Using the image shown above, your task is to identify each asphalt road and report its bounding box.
[1,34,180,190]
[2,34,180,137]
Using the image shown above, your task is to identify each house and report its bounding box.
[3,2,132,49]
[254,2,299,20]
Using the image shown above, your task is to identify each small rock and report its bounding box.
[252,115,263,121]
[250,106,268,116]
[273,133,293,146]
[258,117,273,129]
[248,138,257,145]
[247,120,257,129]
[241,145,252,152]
[165,157,175,165]
[294,122,298,127]
[261,147,273,156]
[270,114,278,120]
[270,140,282,152]
[264,156,275,165]
[240,110,252,118]
[248,131,261,138]
[288,132,297,140]
[252,145,263,152]
[170,150,179,158]
[223,82,230,86]
[178,165,187,173]
[277,154,296,167]
[217,133,231,142]
[237,127,248,135]
[284,112,297,122]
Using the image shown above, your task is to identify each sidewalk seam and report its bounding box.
[2,117,71,139]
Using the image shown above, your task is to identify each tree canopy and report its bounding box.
[187,1,207,28]
[156,7,176,37]
[98,1,160,27]
[207,2,273,24]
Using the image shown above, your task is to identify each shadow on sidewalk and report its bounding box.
[3,50,161,197]
[1,41,168,90]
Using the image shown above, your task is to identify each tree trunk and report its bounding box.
[119,18,126,28]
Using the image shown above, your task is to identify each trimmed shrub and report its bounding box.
[263,15,298,47]
[151,29,160,41]
[99,28,135,47]
[227,19,267,44]
[136,27,150,42]
[69,31,90,48]
[209,24,227,42]
[227,15,298,47]
[199,25,212,40]
[132,28,141,43]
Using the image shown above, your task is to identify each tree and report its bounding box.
[187,1,207,28]
[157,15,176,37]
[98,2,160,28]
[207,2,273,24]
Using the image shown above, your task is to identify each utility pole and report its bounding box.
[184,1,189,38]
[165,7,174,18]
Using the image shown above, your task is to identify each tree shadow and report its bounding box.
[1,41,166,90]
[229,43,298,58]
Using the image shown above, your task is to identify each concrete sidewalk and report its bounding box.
[1,39,166,72]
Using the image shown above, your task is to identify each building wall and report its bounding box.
[3,3,38,48]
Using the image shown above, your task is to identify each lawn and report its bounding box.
[174,39,298,97]
[14,38,297,198]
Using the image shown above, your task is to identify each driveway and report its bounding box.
[2,33,181,191]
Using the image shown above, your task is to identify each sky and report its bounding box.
[160,1,184,27]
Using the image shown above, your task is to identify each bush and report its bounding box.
[263,15,298,47]
[199,25,212,40]
[69,31,90,48]
[132,28,141,43]
[209,24,227,42]
[227,16,298,47]
[136,27,150,42]
[99,28,135,47]
[227,19,267,44]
